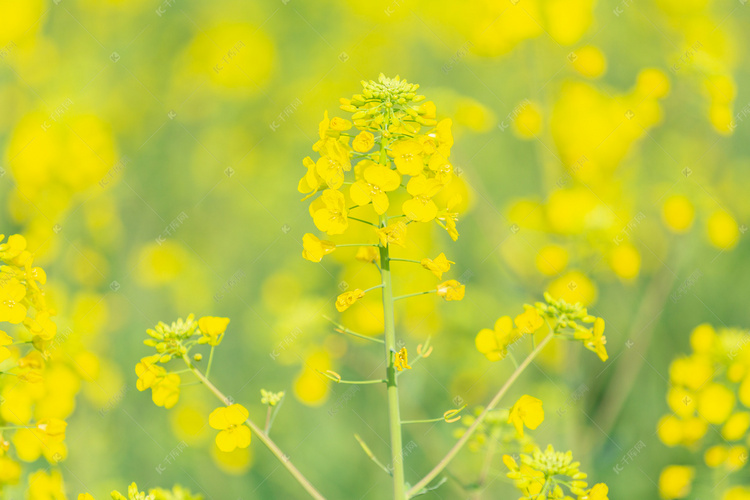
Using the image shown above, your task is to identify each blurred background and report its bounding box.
[0,0,748,498]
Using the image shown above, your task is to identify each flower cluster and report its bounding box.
[299,73,462,250]
[454,406,537,454]
[79,482,203,500]
[658,323,750,499]
[136,315,230,409]
[475,293,608,362]
[0,234,67,492]
[504,445,609,500]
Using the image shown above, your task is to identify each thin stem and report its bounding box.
[389,258,422,264]
[322,315,384,344]
[354,434,392,476]
[407,333,554,497]
[393,290,436,301]
[401,417,446,425]
[349,216,378,227]
[183,357,326,500]
[205,345,215,380]
[363,284,385,294]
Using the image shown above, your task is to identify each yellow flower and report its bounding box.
[350,164,401,214]
[329,116,352,131]
[514,307,544,335]
[403,175,441,222]
[0,330,13,363]
[209,404,252,452]
[336,289,365,312]
[376,221,408,247]
[436,195,461,241]
[0,234,26,260]
[588,483,609,500]
[198,316,230,346]
[659,465,694,499]
[390,139,424,176]
[298,156,323,200]
[437,280,465,301]
[356,246,379,263]
[78,494,95,500]
[707,210,739,250]
[394,347,411,371]
[302,233,336,262]
[152,373,181,409]
[575,317,608,362]
[352,131,375,152]
[698,383,735,424]
[507,394,544,436]
[315,140,351,189]
[261,389,285,406]
[421,253,454,279]
[24,310,57,340]
[662,195,694,233]
[0,276,27,324]
[312,189,349,235]
[135,355,165,391]
[475,316,523,361]
[28,470,66,500]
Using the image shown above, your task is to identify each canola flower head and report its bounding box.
[504,445,605,499]
[209,404,251,452]
[261,389,285,406]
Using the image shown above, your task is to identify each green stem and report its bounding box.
[205,345,215,380]
[183,357,326,500]
[407,333,554,497]
[378,118,407,499]
[401,417,446,425]
[389,258,422,264]
[393,290,436,301]
[363,284,385,293]
[322,315,384,344]
[349,216,378,227]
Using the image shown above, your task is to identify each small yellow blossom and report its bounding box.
[336,289,365,312]
[261,389,285,406]
[394,347,411,371]
[376,221,408,247]
[302,233,336,262]
[420,253,454,279]
[475,316,523,361]
[298,156,323,200]
[152,372,181,409]
[0,277,27,324]
[352,131,375,152]
[312,189,349,235]
[403,175,441,222]
[315,140,351,189]
[209,404,252,452]
[356,246,379,263]
[0,330,13,363]
[350,164,401,214]
[508,394,544,436]
[514,307,544,335]
[390,139,424,176]
[575,317,608,362]
[198,316,230,346]
[436,280,465,301]
[135,356,165,391]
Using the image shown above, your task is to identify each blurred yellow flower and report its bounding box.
[0,277,27,324]
[707,210,739,249]
[209,404,251,453]
[512,101,543,139]
[662,195,695,233]
[571,46,607,78]
[658,465,694,499]
[535,244,568,276]
[609,244,641,280]
[514,308,544,335]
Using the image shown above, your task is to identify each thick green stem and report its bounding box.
[377,117,407,499]
[380,222,407,500]
[183,358,326,500]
